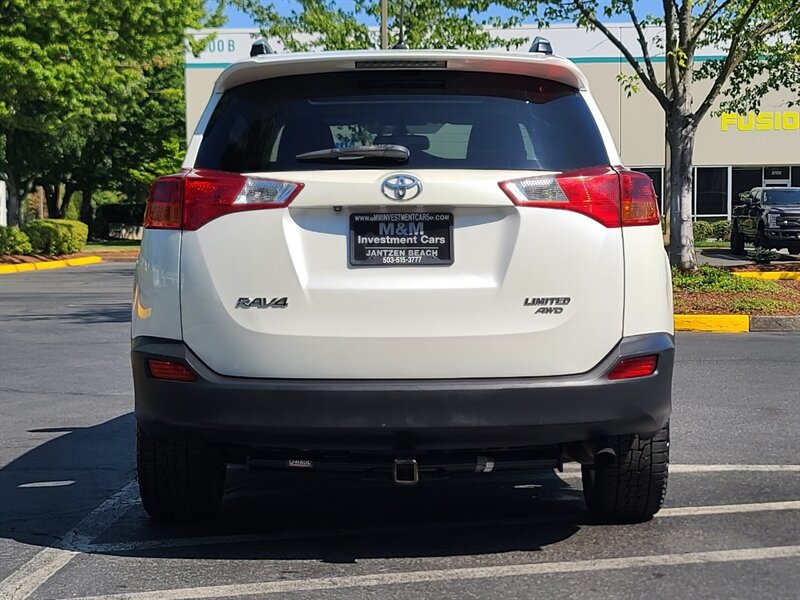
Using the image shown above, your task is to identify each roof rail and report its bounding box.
[250,38,274,57]
[529,36,553,55]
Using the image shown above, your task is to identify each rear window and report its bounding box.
[195,71,609,173]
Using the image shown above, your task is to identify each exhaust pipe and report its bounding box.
[595,446,617,467]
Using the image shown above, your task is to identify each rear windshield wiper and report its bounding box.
[295,144,410,163]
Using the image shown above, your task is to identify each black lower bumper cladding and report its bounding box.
[132,333,673,453]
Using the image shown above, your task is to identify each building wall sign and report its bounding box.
[720,111,800,132]
[764,166,790,180]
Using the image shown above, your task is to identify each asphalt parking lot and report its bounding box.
[1,262,798,600]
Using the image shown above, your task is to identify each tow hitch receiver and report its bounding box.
[393,458,419,485]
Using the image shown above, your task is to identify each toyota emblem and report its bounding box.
[381,174,422,201]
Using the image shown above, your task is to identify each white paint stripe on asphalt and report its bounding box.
[0,549,79,600]
[669,464,800,473]
[84,499,800,554]
[61,545,800,600]
[0,480,139,600]
[2,465,799,598]
[560,463,800,474]
[658,500,800,517]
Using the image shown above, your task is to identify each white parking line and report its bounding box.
[2,465,798,600]
[0,481,139,600]
[84,499,800,554]
[560,463,800,475]
[658,500,800,517]
[61,545,800,600]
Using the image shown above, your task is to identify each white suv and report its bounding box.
[132,49,674,524]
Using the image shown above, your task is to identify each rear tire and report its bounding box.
[137,427,227,521]
[756,227,770,249]
[582,423,669,523]
[730,224,745,255]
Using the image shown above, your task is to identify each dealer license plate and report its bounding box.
[349,212,454,266]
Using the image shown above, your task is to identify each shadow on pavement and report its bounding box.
[0,414,137,549]
[11,302,132,324]
[0,414,584,562]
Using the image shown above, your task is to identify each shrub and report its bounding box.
[671,265,780,293]
[692,220,713,241]
[23,219,89,255]
[748,247,781,264]
[0,226,34,255]
[711,220,732,241]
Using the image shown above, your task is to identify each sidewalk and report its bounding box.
[696,248,799,268]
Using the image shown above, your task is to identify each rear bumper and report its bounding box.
[132,333,673,452]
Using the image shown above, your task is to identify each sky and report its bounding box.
[216,1,666,29]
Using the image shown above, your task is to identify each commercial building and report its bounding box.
[184,24,800,221]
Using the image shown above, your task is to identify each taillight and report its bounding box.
[608,355,658,380]
[619,170,660,226]
[144,169,304,231]
[498,167,660,228]
[147,359,196,382]
[144,176,183,229]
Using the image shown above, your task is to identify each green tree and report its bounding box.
[234,0,527,50]
[0,0,220,227]
[505,0,800,268]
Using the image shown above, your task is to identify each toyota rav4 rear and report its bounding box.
[132,50,674,524]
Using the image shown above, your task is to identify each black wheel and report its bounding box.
[582,423,669,524]
[137,427,227,521]
[755,227,770,249]
[787,246,800,256]
[729,223,745,255]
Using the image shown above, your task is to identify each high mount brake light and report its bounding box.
[498,167,660,228]
[144,169,304,231]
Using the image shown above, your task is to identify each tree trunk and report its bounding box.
[36,186,45,219]
[60,182,76,219]
[666,111,697,269]
[44,183,59,218]
[6,175,20,227]
[79,184,95,238]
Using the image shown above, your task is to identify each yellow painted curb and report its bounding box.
[64,256,103,267]
[0,256,103,274]
[674,314,750,332]
[733,271,800,280]
[34,259,67,270]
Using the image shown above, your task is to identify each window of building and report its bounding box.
[633,168,664,214]
[694,167,728,217]
[791,166,800,187]
[732,167,763,205]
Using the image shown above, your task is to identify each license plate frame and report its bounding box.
[349,212,454,267]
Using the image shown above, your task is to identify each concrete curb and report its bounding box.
[0,256,102,274]
[749,316,800,332]
[733,271,800,280]
[675,314,800,332]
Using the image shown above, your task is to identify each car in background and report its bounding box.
[731,187,800,255]
[132,48,674,525]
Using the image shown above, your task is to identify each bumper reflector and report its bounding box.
[608,355,658,380]
[147,359,196,382]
